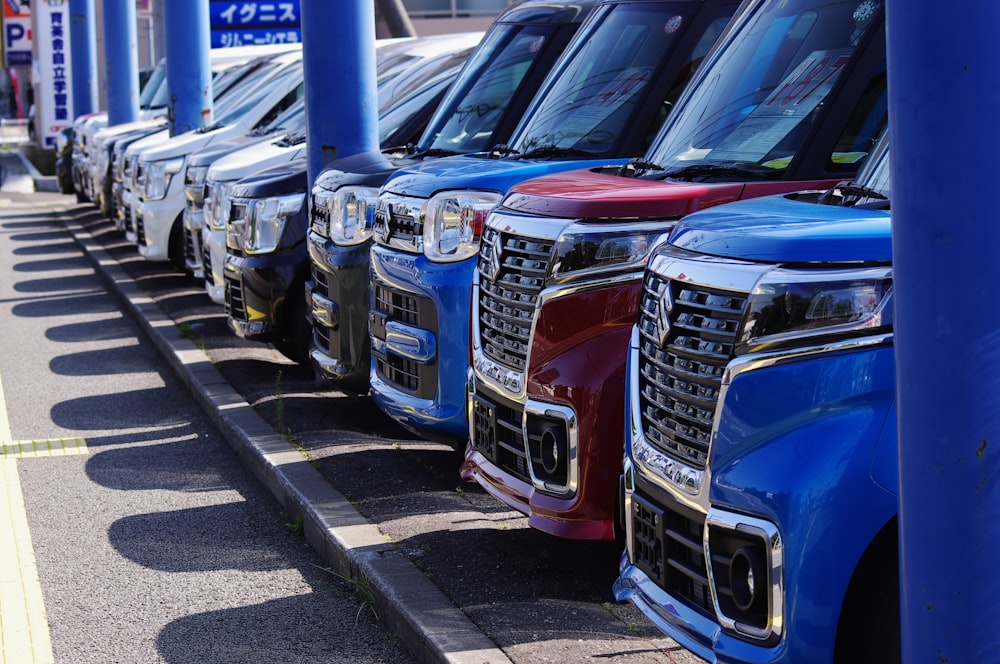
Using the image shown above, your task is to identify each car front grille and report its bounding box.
[477,226,553,373]
[636,272,746,470]
[224,275,247,321]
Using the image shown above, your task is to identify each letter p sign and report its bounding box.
[2,17,32,67]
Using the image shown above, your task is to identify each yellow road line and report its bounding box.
[0,377,56,664]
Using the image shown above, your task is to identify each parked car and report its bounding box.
[366,0,742,445]
[199,32,484,305]
[122,49,304,269]
[614,130,894,663]
[209,36,483,367]
[89,48,296,220]
[461,0,888,540]
[305,0,600,392]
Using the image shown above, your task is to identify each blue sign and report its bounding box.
[210,1,300,28]
[210,1,301,49]
[211,28,301,48]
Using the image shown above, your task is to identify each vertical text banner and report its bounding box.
[209,1,300,48]
[2,0,31,67]
[36,0,72,148]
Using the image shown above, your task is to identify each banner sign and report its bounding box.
[2,0,31,67]
[36,0,72,148]
[209,1,301,48]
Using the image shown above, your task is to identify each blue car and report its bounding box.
[614,131,897,663]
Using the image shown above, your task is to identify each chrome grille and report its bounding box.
[310,191,330,237]
[225,275,247,321]
[637,272,747,470]
[477,226,553,372]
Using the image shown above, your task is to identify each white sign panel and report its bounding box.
[35,0,72,148]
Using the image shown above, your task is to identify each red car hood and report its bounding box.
[501,166,836,220]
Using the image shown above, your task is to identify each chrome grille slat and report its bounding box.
[638,271,747,470]
[477,226,554,373]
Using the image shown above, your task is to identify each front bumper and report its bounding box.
[368,244,474,445]
[305,230,371,392]
[135,194,182,262]
[224,245,307,343]
[463,376,619,541]
[202,226,226,305]
[183,208,206,279]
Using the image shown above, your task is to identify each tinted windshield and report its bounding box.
[216,61,301,126]
[262,96,306,134]
[139,60,167,109]
[207,60,284,118]
[419,22,559,154]
[645,0,884,175]
[510,2,734,156]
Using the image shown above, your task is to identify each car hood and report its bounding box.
[231,158,308,198]
[313,150,423,192]
[382,154,630,199]
[668,193,892,264]
[500,166,841,220]
[135,122,247,162]
[187,134,275,168]
[208,139,306,182]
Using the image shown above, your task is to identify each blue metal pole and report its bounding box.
[301,0,379,189]
[69,0,97,116]
[101,0,139,125]
[888,2,1000,662]
[163,0,212,135]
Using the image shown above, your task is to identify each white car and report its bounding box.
[123,49,304,267]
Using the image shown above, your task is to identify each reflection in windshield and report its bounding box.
[420,22,556,154]
[645,0,884,175]
[511,3,733,157]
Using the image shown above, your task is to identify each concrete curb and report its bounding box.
[59,207,514,664]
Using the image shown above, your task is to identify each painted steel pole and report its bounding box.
[163,0,212,135]
[301,0,380,189]
[888,2,1000,662]
[101,0,139,125]
[69,0,97,116]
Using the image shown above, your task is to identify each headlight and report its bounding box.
[142,156,184,201]
[244,192,305,254]
[206,180,232,230]
[548,224,666,285]
[329,186,379,246]
[736,267,893,355]
[423,190,501,262]
[184,165,209,209]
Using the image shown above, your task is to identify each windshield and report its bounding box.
[645,0,884,176]
[418,21,560,154]
[205,59,284,119]
[215,60,302,126]
[378,46,474,110]
[139,60,167,109]
[260,96,306,134]
[510,2,735,156]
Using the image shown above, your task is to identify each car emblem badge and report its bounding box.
[657,281,673,348]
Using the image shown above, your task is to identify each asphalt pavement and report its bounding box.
[2,148,705,664]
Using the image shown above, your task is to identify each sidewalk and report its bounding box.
[2,151,700,664]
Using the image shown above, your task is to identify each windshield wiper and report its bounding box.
[658,163,777,182]
[274,129,307,147]
[513,145,599,160]
[419,148,464,158]
[617,158,665,177]
[818,182,889,207]
[196,121,225,134]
